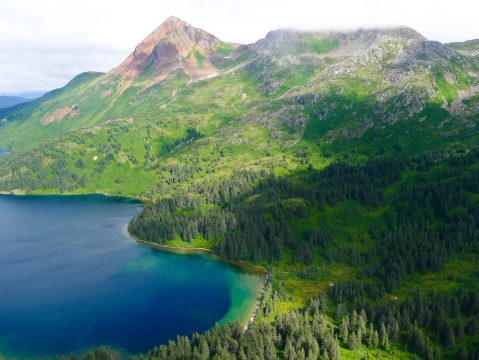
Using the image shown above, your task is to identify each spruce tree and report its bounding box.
[367,323,379,349]
[379,322,389,350]
[339,316,349,343]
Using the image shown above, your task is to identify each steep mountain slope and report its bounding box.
[111,16,223,80]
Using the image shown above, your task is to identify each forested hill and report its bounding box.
[1,16,479,359]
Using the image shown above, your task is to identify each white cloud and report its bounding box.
[0,0,478,94]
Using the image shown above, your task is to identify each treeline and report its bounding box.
[129,156,408,260]
[216,157,405,261]
[128,146,479,359]
[128,170,265,243]
[130,147,479,285]
[365,164,479,293]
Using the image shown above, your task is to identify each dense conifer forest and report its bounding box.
[125,146,479,359]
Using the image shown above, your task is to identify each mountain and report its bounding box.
[1,17,479,358]
[111,16,224,81]
[0,95,30,109]
[0,15,478,199]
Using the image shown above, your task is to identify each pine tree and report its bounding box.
[336,303,347,320]
[319,292,328,313]
[350,310,359,330]
[409,326,426,356]
[379,322,389,350]
[322,350,330,360]
[388,319,400,341]
[238,347,247,360]
[339,316,349,343]
[358,310,367,343]
[284,338,296,360]
[348,331,360,350]
[444,323,456,349]
[466,316,478,336]
[367,323,379,349]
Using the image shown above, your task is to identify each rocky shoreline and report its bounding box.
[244,273,269,331]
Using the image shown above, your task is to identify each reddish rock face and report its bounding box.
[41,106,80,125]
[111,16,221,80]
[153,42,180,66]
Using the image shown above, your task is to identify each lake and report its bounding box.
[0,195,262,358]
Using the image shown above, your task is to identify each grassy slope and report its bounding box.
[0,72,108,148]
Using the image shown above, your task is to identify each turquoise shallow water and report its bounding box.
[0,195,261,358]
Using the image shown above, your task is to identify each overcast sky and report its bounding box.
[1,0,478,95]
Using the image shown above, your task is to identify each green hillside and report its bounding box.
[1,17,479,359]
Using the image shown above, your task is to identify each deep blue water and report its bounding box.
[0,195,260,358]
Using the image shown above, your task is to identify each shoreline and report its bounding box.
[0,190,26,195]
[127,230,268,329]
[129,234,215,254]
[244,273,269,331]
[0,191,147,204]
[127,230,267,276]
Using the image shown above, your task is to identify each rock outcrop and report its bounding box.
[111,16,222,80]
[41,106,79,125]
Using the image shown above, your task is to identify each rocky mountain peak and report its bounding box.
[111,16,221,80]
[250,27,426,56]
